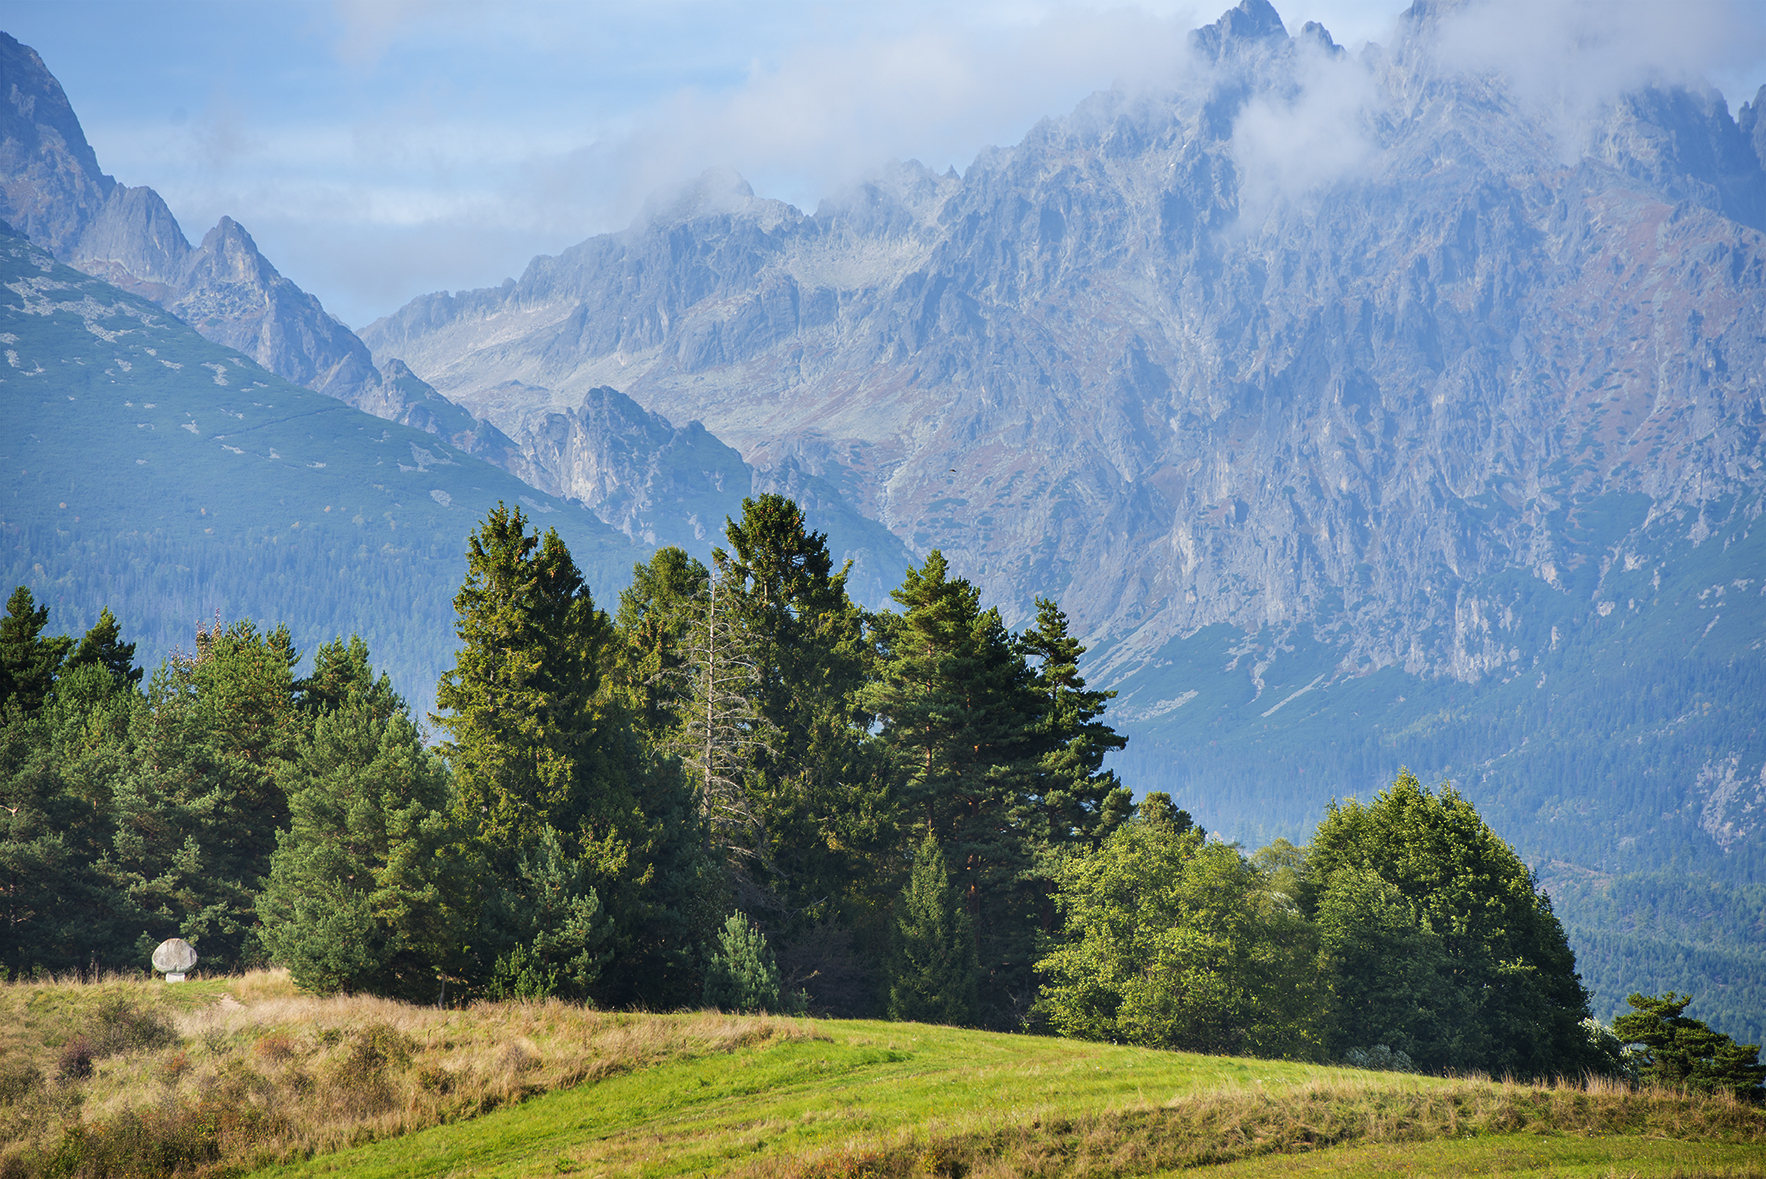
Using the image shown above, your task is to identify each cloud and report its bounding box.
[1231,38,1381,228]
[1428,0,1766,157]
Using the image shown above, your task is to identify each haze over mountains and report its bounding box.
[2,0,1764,1037]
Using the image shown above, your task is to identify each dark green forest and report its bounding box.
[7,494,1750,1088]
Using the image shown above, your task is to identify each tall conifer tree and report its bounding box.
[435,503,634,866]
[888,833,979,1026]
[0,587,70,715]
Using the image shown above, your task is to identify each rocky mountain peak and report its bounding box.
[0,30,113,257]
[1189,0,1289,62]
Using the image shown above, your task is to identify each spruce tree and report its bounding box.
[435,503,635,862]
[1020,597,1130,847]
[867,551,1042,1026]
[611,547,709,745]
[888,833,979,1026]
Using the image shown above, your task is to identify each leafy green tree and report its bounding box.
[702,912,786,1013]
[1036,794,1321,1056]
[1615,993,1766,1101]
[1303,770,1591,1078]
[1313,866,1462,1065]
[0,587,71,716]
[888,832,980,1026]
[257,656,465,1000]
[66,607,141,689]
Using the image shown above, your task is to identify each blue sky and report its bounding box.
[7,0,1764,330]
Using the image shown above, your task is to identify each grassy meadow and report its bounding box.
[0,971,1759,1179]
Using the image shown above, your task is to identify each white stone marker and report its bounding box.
[151,938,198,983]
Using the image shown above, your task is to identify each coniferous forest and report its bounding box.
[3,495,1759,1090]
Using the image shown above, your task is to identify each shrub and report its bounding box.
[91,995,178,1056]
[56,1037,94,1081]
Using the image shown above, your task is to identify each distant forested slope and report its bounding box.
[0,223,641,715]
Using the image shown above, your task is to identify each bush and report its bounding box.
[90,996,178,1056]
[55,1037,93,1081]
[0,1064,40,1106]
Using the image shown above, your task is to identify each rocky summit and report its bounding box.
[0,31,512,460]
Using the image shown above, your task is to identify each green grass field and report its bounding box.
[3,973,1760,1179]
[246,1020,1765,1179]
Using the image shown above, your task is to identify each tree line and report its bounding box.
[1,495,1759,1091]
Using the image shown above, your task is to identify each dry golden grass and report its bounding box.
[749,1073,1766,1179]
[0,969,821,1178]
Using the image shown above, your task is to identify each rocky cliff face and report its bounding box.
[363,0,1766,689]
[0,30,491,452]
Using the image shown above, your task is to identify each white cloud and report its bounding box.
[1231,38,1381,228]
[1429,0,1766,158]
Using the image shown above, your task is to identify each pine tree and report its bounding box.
[257,659,465,1000]
[0,587,71,715]
[889,833,979,1026]
[702,912,785,1013]
[295,635,399,721]
[1615,993,1766,1101]
[66,607,141,689]
[480,825,614,1001]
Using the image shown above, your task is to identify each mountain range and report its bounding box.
[3,0,1764,1038]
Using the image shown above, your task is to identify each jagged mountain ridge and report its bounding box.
[364,0,1766,682]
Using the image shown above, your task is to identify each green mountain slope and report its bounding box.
[0,222,641,713]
